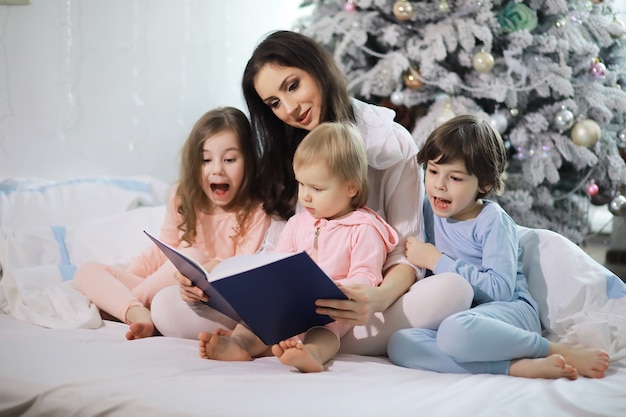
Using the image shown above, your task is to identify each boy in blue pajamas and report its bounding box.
[388,115,610,379]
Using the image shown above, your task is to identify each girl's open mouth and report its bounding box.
[211,183,230,197]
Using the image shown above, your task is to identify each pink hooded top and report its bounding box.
[273,206,398,339]
[273,206,398,289]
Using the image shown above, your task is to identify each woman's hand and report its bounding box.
[315,263,416,326]
[174,259,221,303]
[314,283,379,326]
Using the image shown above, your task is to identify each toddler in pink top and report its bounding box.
[74,107,271,340]
[198,121,398,372]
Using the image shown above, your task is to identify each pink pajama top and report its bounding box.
[273,207,398,338]
[127,189,272,277]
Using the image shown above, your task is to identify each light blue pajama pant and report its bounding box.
[387,299,549,375]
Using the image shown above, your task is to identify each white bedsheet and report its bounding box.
[1,176,626,417]
[1,313,625,417]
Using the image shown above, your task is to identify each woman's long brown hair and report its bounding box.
[242,30,355,220]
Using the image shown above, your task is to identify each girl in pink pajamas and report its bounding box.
[198,122,398,372]
[74,107,271,340]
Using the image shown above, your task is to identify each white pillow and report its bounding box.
[0,204,166,330]
[0,176,170,229]
[0,205,166,280]
[67,205,166,267]
[519,226,626,359]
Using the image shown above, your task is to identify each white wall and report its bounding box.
[0,0,308,183]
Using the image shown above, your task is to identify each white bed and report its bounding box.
[1,176,625,417]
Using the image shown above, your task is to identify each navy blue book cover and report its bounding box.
[144,231,348,345]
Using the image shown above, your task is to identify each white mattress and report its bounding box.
[1,175,625,417]
[1,312,625,417]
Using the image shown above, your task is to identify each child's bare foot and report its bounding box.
[126,322,155,340]
[215,328,233,337]
[551,343,610,378]
[125,305,155,340]
[271,339,325,373]
[198,330,251,361]
[509,354,578,380]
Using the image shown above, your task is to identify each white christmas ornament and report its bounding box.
[571,119,601,147]
[472,51,495,73]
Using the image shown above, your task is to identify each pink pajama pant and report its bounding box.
[74,247,209,323]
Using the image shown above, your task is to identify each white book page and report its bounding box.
[209,252,296,282]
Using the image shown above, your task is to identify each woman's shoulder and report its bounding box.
[351,98,398,131]
[350,98,418,168]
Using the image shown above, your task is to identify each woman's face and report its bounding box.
[253,63,323,131]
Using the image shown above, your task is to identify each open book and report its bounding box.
[144,231,348,345]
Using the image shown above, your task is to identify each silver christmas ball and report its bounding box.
[390,90,405,106]
[608,194,626,216]
[553,108,575,131]
[617,129,626,147]
[489,112,509,133]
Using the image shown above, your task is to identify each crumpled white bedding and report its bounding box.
[0,176,168,328]
[1,176,626,417]
[0,176,625,362]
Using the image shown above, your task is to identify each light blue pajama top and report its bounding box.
[424,199,538,312]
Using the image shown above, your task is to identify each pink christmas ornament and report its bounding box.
[589,61,607,79]
[344,1,356,12]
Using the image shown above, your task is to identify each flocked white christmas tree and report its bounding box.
[295,0,626,244]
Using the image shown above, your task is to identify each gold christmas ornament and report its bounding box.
[571,119,601,147]
[403,67,423,89]
[472,50,495,73]
[393,0,414,21]
[438,0,449,13]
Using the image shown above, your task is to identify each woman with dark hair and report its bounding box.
[156,31,473,356]
[240,31,474,356]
